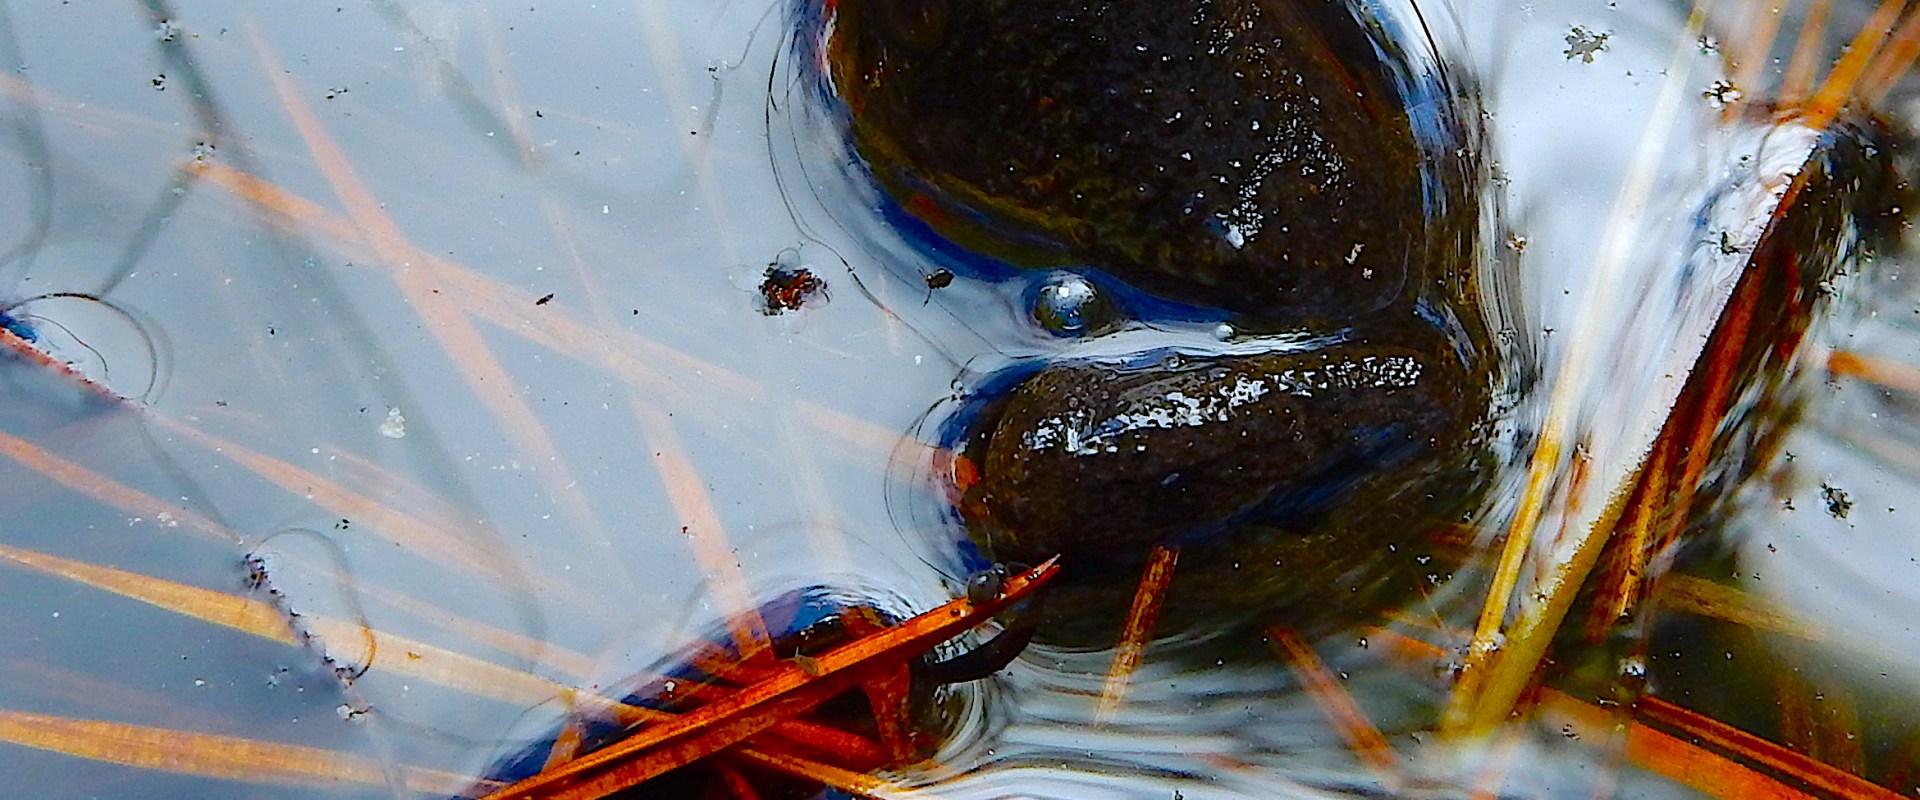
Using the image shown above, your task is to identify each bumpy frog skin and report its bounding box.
[815,0,1495,643]
[953,324,1487,641]
[827,0,1433,325]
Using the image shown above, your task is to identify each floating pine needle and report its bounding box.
[1800,0,1908,129]
[189,159,912,466]
[1782,0,1836,104]
[634,400,774,661]
[1267,626,1401,783]
[1369,624,1876,798]
[1862,5,1920,102]
[729,744,914,799]
[1096,545,1178,722]
[1626,694,1901,799]
[249,26,639,603]
[1653,574,1826,642]
[1826,348,1920,396]
[1535,690,1822,800]
[0,707,492,797]
[0,324,127,403]
[478,558,1059,800]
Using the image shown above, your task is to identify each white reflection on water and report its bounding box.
[0,0,1915,797]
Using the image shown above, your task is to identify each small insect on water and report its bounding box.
[921,267,952,304]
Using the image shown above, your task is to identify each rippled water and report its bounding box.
[1,0,1918,798]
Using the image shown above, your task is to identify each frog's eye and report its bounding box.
[1027,272,1120,338]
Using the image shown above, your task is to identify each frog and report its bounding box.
[812,0,1498,644]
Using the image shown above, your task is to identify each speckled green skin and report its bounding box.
[829,0,1429,324]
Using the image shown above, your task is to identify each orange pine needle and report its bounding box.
[478,558,1059,800]
[634,400,773,661]
[1862,6,1920,102]
[730,745,909,798]
[1827,348,1920,396]
[714,761,767,800]
[1653,574,1826,641]
[1630,694,1899,799]
[149,415,542,596]
[0,707,492,797]
[1801,0,1909,129]
[1782,0,1835,104]
[248,27,637,601]
[1539,690,1818,800]
[191,159,912,466]
[1267,626,1400,782]
[1096,545,1179,721]
[1733,1,1791,110]
[0,327,128,402]
[0,427,237,545]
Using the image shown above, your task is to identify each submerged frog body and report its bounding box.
[954,324,1488,641]
[826,0,1441,324]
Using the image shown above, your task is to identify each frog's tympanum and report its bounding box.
[816,0,1495,644]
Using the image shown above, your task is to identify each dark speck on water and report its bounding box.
[1822,483,1853,519]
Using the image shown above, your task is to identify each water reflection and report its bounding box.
[0,0,1916,797]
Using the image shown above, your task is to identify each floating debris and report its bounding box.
[1821,483,1853,520]
[1704,79,1744,109]
[758,262,827,315]
[378,407,406,439]
[1564,26,1611,63]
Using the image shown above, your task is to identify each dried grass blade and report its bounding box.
[1452,0,1717,721]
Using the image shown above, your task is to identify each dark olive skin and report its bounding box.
[827,0,1429,324]
[954,323,1486,642]
[818,0,1493,643]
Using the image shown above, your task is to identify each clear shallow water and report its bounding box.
[0,0,1916,797]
